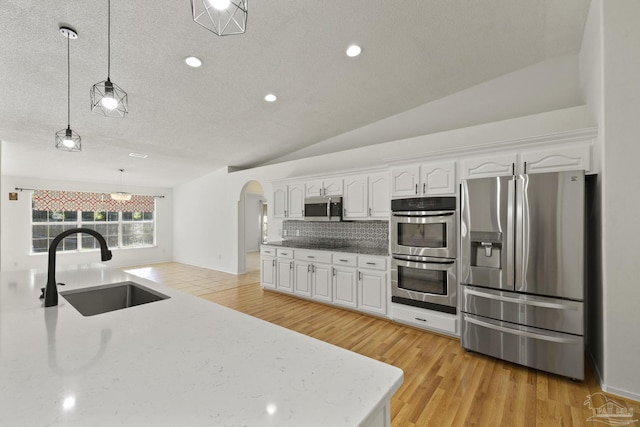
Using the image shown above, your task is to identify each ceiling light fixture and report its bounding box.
[111,169,132,201]
[346,45,362,58]
[55,26,81,152]
[91,0,128,117]
[264,94,277,102]
[191,0,248,36]
[129,152,148,159]
[185,56,202,67]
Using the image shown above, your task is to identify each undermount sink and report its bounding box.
[61,281,170,316]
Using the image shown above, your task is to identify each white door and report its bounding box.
[343,175,368,220]
[368,172,389,218]
[421,161,457,195]
[273,185,288,218]
[288,183,305,218]
[276,259,294,293]
[358,269,387,316]
[312,263,332,302]
[260,256,276,289]
[390,166,420,197]
[293,261,312,297]
[333,266,357,308]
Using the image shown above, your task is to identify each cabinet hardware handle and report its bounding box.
[366,262,376,265]
[290,261,293,269]
[368,207,372,216]
[311,264,315,273]
[307,264,311,272]
[308,256,315,259]
[339,259,348,262]
[358,271,363,281]
[285,209,288,217]
[423,183,426,194]
[511,163,515,175]
[344,208,347,216]
[272,260,275,267]
[332,267,336,276]
[524,161,527,174]
[415,184,418,195]
[415,317,427,323]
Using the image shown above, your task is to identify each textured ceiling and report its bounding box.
[0,0,590,188]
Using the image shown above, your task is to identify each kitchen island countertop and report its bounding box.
[0,264,402,426]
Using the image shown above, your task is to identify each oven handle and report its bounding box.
[391,211,455,217]
[392,254,455,264]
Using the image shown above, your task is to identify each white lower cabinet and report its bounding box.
[262,247,390,318]
[358,269,387,316]
[391,303,458,336]
[332,265,358,309]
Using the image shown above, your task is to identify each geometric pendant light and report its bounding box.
[91,0,128,117]
[191,0,248,36]
[55,26,82,152]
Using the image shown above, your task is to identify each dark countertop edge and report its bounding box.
[262,242,389,257]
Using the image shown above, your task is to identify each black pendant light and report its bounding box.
[55,26,81,152]
[91,0,128,117]
[191,0,248,36]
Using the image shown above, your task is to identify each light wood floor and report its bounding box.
[123,262,639,427]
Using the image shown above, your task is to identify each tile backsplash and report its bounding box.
[282,220,388,247]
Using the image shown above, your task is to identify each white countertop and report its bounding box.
[0,264,403,426]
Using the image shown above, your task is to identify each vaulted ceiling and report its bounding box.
[0,1,591,187]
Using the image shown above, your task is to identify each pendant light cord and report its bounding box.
[67,34,71,128]
[107,0,111,79]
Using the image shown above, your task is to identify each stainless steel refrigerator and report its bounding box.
[460,170,586,380]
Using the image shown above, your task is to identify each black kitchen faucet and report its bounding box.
[43,228,113,307]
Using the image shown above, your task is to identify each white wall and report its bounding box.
[0,175,173,272]
[598,0,640,400]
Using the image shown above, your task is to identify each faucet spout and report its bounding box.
[44,228,113,307]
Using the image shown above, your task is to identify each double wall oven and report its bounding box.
[391,197,457,314]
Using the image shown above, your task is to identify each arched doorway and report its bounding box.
[238,180,265,274]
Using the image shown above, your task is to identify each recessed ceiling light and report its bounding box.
[185,56,202,67]
[346,45,362,58]
[264,94,277,102]
[129,152,148,159]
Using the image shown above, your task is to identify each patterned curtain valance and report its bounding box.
[33,190,155,213]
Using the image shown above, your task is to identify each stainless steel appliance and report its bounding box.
[391,197,457,314]
[303,196,343,222]
[460,170,587,380]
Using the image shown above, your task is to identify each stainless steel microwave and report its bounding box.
[304,196,343,222]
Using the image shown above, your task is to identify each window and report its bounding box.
[31,190,155,254]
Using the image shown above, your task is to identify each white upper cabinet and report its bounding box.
[343,175,368,220]
[305,178,343,197]
[420,161,457,195]
[273,183,305,219]
[390,166,420,197]
[462,154,517,179]
[391,161,456,197]
[343,172,389,220]
[521,145,591,174]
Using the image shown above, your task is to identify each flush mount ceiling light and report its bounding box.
[111,169,132,201]
[185,56,202,67]
[191,0,248,36]
[91,0,128,117]
[264,93,277,102]
[55,26,81,152]
[346,45,362,57]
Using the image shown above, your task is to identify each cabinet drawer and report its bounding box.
[295,250,332,264]
[260,246,277,257]
[332,253,358,267]
[276,248,294,259]
[392,304,458,335]
[358,256,387,271]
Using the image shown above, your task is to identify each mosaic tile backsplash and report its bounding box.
[282,220,388,249]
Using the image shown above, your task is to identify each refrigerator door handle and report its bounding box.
[514,175,527,290]
[464,288,580,310]
[506,177,516,287]
[463,315,580,344]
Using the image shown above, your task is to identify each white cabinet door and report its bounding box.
[288,183,305,219]
[521,145,591,174]
[312,263,332,302]
[368,172,390,219]
[420,161,456,195]
[462,154,516,179]
[390,166,420,197]
[276,258,294,293]
[273,185,288,218]
[332,266,357,309]
[343,174,368,220]
[323,178,343,196]
[260,256,276,289]
[293,261,312,297]
[305,180,323,197]
[358,269,387,316]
